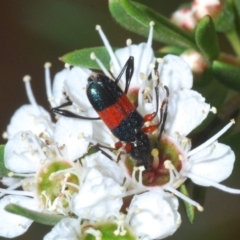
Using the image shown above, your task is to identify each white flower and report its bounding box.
[4,131,47,173]
[84,151,124,184]
[71,167,123,221]
[44,218,81,240]
[128,190,181,239]
[137,54,210,138]
[1,63,94,238]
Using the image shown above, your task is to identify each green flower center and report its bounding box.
[37,161,79,209]
[83,222,136,240]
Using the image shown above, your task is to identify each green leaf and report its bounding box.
[212,60,240,92]
[5,204,67,225]
[0,145,10,177]
[233,0,240,31]
[109,0,197,49]
[179,184,195,223]
[214,0,235,33]
[195,15,219,61]
[61,47,111,70]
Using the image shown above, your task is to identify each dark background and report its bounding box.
[0,1,240,239]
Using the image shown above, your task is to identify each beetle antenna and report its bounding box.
[157,86,169,143]
[115,56,134,94]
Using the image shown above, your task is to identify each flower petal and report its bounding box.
[114,43,154,89]
[188,142,235,185]
[52,69,68,107]
[54,117,93,161]
[165,89,210,136]
[64,67,92,111]
[92,119,116,147]
[71,168,122,220]
[129,190,181,239]
[84,151,124,185]
[6,104,52,139]
[0,195,38,238]
[158,55,193,92]
[4,131,45,173]
[44,218,80,240]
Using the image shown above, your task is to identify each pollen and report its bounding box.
[150,21,155,26]
[90,52,96,60]
[44,62,52,68]
[139,72,148,80]
[8,172,14,177]
[23,75,31,82]
[149,63,155,70]
[179,154,184,161]
[164,160,174,169]
[210,106,217,114]
[2,131,8,139]
[126,38,132,46]
[64,63,70,69]
[157,58,164,63]
[151,148,159,157]
[197,205,204,212]
[95,25,101,30]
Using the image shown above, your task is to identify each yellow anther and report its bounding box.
[151,148,159,157]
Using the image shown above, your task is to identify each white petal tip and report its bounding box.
[44,62,52,68]
[95,25,101,30]
[23,75,31,82]
[150,21,155,26]
[90,52,96,60]
[231,119,235,124]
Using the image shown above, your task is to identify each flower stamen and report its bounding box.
[90,52,112,79]
[44,62,54,107]
[184,172,240,194]
[164,185,203,211]
[188,120,235,157]
[95,24,120,72]
[23,75,39,113]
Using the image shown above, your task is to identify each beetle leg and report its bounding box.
[52,105,100,120]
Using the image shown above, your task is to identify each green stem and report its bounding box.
[226,27,240,57]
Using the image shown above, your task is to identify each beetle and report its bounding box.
[52,56,168,171]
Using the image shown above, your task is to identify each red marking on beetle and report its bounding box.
[144,112,156,122]
[124,143,132,152]
[115,141,123,149]
[142,125,159,133]
[98,94,135,130]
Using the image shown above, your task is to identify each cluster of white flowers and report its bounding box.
[0,21,239,240]
[171,0,222,31]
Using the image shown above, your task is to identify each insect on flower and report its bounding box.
[52,56,169,170]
